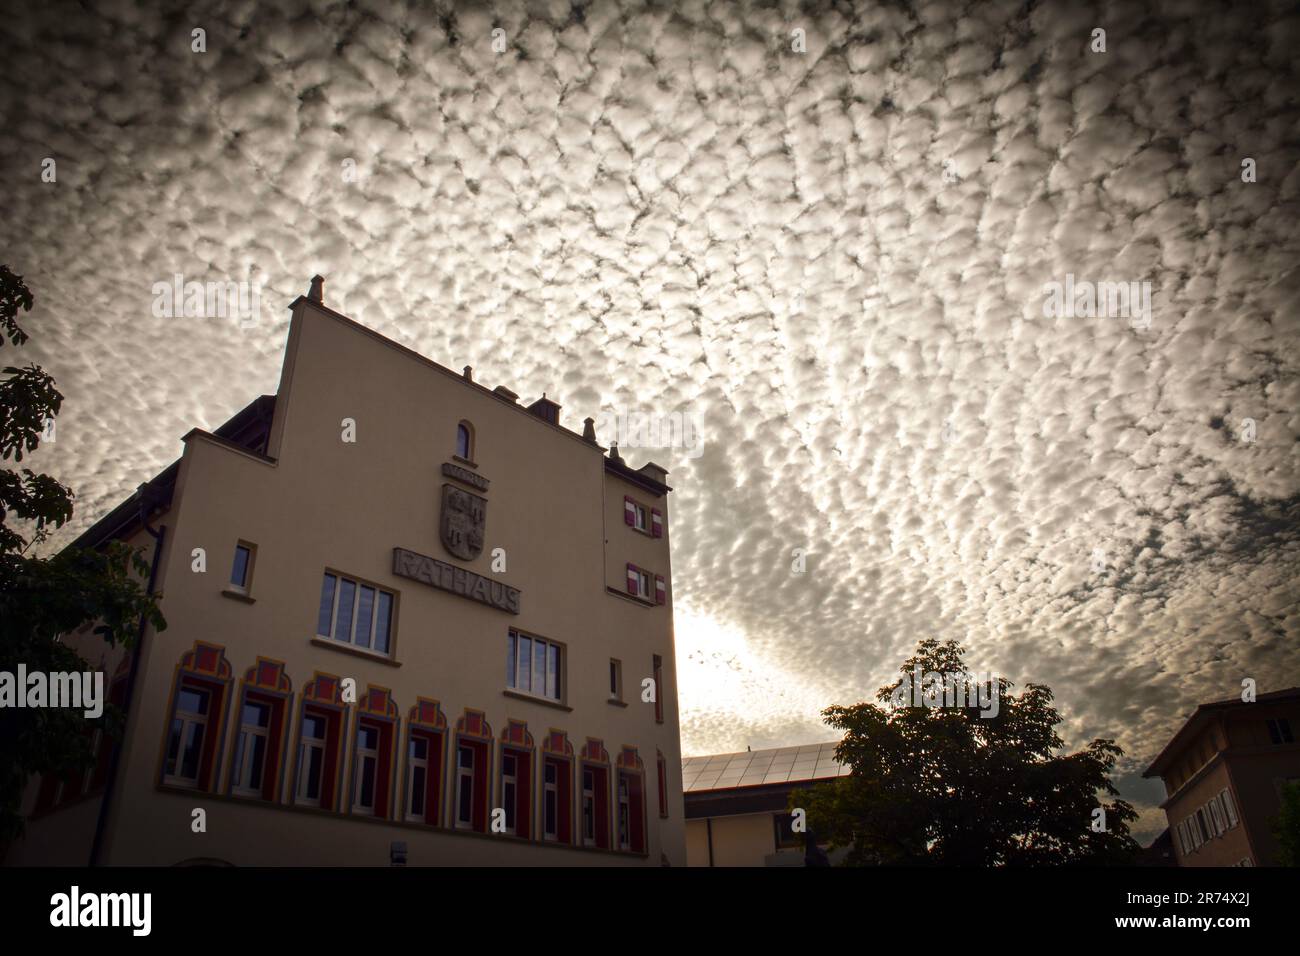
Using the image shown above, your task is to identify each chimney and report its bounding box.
[463,366,473,382]
[582,417,597,443]
[308,274,325,304]
[493,386,519,403]
[638,461,669,485]
[526,394,561,426]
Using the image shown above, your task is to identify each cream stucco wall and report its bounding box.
[13,295,684,866]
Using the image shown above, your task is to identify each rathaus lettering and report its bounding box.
[392,547,520,614]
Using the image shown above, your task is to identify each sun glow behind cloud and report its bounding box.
[674,601,839,757]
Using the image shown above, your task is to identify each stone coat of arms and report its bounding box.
[441,483,486,561]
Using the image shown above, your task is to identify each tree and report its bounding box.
[1274,781,1300,866]
[799,638,1140,865]
[0,265,166,844]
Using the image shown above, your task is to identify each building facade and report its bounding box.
[1143,687,1300,867]
[683,742,848,867]
[7,277,685,866]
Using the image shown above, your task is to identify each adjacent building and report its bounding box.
[683,741,848,866]
[1143,687,1300,866]
[6,276,685,866]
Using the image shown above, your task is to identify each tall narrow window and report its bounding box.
[617,775,631,850]
[544,761,558,840]
[653,655,664,724]
[354,723,380,815]
[609,659,623,702]
[407,736,429,822]
[296,713,328,807]
[657,750,668,818]
[164,687,210,787]
[456,745,475,829]
[231,701,270,796]
[582,767,596,847]
[456,421,473,460]
[502,754,518,835]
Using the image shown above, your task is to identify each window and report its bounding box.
[317,572,395,655]
[544,761,559,839]
[407,737,428,821]
[623,496,663,537]
[231,701,270,796]
[657,750,668,818]
[653,655,664,724]
[164,687,210,787]
[456,421,473,461]
[582,767,596,847]
[1220,788,1239,828]
[502,754,518,834]
[774,812,802,849]
[1267,718,1294,744]
[617,774,631,850]
[609,659,623,702]
[506,629,562,702]
[495,748,533,838]
[229,543,254,592]
[633,503,648,531]
[542,755,573,844]
[296,713,329,807]
[354,723,380,815]
[456,745,475,829]
[625,564,666,604]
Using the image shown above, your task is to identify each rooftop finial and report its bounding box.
[308,274,325,304]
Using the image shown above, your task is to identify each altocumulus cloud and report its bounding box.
[2,0,1298,841]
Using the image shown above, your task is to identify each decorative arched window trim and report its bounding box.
[291,672,348,811]
[541,729,575,844]
[499,719,536,839]
[158,641,234,793]
[579,737,612,850]
[348,685,399,819]
[405,698,448,826]
[453,709,494,832]
[615,745,648,854]
[226,657,292,802]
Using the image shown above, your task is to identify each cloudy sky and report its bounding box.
[4,0,1297,841]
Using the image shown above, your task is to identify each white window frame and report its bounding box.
[295,712,328,807]
[635,569,652,600]
[543,760,559,841]
[406,735,430,822]
[501,753,518,835]
[456,744,475,830]
[317,571,395,656]
[353,722,380,816]
[617,773,631,850]
[232,699,271,797]
[632,503,648,532]
[164,686,210,788]
[506,629,563,702]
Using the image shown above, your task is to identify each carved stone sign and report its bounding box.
[440,483,486,561]
[393,547,520,614]
[442,462,490,492]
